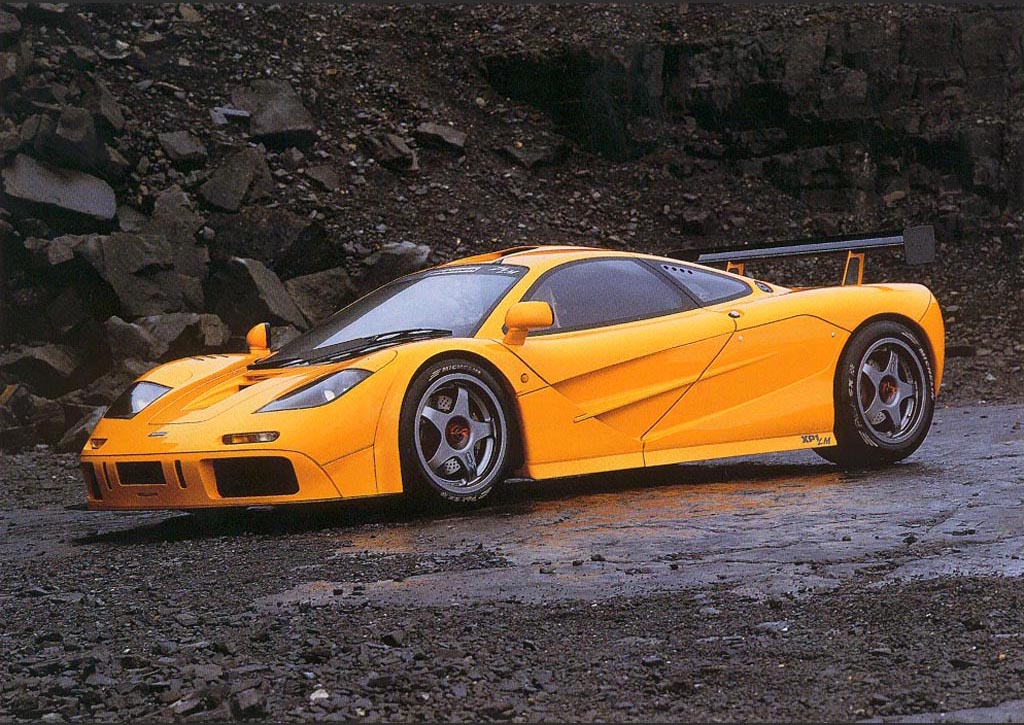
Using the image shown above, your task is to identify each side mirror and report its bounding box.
[503,301,553,346]
[246,322,270,354]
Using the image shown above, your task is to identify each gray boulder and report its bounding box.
[206,206,337,278]
[146,186,208,278]
[284,267,358,324]
[76,232,202,317]
[1,153,116,222]
[304,164,340,191]
[104,316,164,362]
[0,344,81,397]
[62,360,152,408]
[0,10,22,47]
[57,406,105,453]
[360,241,432,290]
[207,257,307,331]
[0,384,65,451]
[231,80,317,149]
[158,130,208,166]
[135,312,230,359]
[413,122,467,153]
[199,146,273,212]
[364,133,418,172]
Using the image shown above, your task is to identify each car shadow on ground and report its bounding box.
[72,458,927,546]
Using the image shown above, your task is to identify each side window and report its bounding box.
[525,259,690,333]
[660,263,751,305]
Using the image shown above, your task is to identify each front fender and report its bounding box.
[370,338,544,494]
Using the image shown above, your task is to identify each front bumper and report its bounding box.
[80,447,376,510]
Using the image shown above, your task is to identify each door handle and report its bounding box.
[728,310,741,319]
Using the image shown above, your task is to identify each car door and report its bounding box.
[505,257,735,477]
[642,264,846,462]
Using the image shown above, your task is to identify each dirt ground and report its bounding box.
[1,402,1021,722]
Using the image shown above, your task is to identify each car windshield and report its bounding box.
[269,264,526,361]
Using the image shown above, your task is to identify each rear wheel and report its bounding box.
[816,320,935,468]
[399,359,515,505]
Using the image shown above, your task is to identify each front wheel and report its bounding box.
[399,359,515,505]
[816,320,935,469]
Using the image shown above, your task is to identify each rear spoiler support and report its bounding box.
[675,225,936,286]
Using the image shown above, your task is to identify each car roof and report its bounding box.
[442,245,653,274]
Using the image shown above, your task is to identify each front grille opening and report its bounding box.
[212,457,299,498]
[174,460,187,489]
[116,461,166,486]
[81,463,101,500]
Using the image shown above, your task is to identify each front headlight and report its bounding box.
[257,369,371,412]
[105,381,172,419]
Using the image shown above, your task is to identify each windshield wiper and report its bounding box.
[250,328,452,369]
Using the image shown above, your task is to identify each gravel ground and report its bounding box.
[1,403,1021,722]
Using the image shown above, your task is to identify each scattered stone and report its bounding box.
[81,75,125,135]
[199,147,272,212]
[207,206,336,279]
[104,316,163,362]
[413,122,467,153]
[207,257,307,331]
[0,344,80,397]
[364,133,418,172]
[135,312,230,358]
[232,688,265,719]
[382,630,406,647]
[146,186,208,277]
[231,79,317,148]
[39,106,110,173]
[22,234,79,267]
[0,384,65,450]
[55,406,104,453]
[281,147,305,170]
[304,164,340,191]
[284,268,356,324]
[158,130,208,166]
[497,143,563,169]
[0,11,22,46]
[360,241,431,290]
[209,105,249,126]
[75,232,202,317]
[1,153,116,223]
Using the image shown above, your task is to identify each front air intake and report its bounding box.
[117,461,166,485]
[81,463,101,499]
[212,457,299,498]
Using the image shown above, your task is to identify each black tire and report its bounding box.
[399,359,516,505]
[815,320,935,469]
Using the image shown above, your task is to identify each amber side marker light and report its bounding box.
[89,438,107,449]
[222,431,280,445]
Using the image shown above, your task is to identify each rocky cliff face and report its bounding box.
[0,4,1021,450]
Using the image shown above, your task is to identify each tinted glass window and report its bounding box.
[526,259,688,332]
[660,263,751,305]
[273,265,525,359]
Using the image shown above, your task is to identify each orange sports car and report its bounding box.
[80,227,943,509]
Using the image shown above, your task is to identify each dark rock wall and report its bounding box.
[0,4,1020,449]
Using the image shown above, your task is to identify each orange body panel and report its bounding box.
[80,246,944,510]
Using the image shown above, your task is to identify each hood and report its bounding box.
[138,349,398,425]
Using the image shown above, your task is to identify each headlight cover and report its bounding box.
[105,381,172,419]
[258,369,371,413]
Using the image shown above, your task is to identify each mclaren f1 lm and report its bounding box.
[80,226,943,509]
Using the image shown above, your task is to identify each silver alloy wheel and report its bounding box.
[413,372,506,495]
[856,337,927,444]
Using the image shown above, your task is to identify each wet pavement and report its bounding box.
[261,404,1023,609]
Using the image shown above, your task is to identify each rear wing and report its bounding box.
[672,225,936,285]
